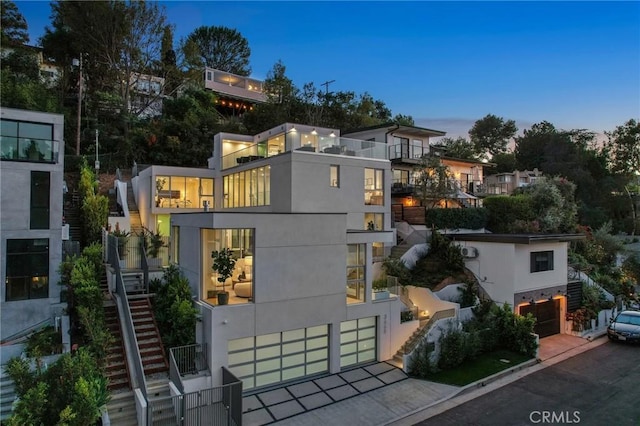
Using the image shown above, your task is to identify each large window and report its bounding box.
[228,325,329,390]
[364,168,384,205]
[155,176,213,209]
[347,244,365,302]
[5,239,49,301]
[364,213,383,231]
[531,251,554,273]
[1,119,56,163]
[223,165,270,208]
[340,317,376,368]
[31,171,50,229]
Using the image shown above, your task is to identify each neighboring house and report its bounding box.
[343,124,488,211]
[128,72,165,118]
[203,67,267,116]
[159,122,426,390]
[0,107,66,358]
[482,168,543,195]
[0,44,61,86]
[450,233,585,338]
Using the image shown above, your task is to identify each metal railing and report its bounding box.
[108,235,148,399]
[147,380,242,426]
[170,344,209,377]
[401,308,456,356]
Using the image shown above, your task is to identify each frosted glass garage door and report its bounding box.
[228,325,329,390]
[340,317,377,368]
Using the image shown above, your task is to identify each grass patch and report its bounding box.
[426,350,532,386]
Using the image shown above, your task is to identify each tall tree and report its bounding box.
[435,137,477,160]
[186,26,251,76]
[605,119,640,176]
[1,0,29,46]
[469,113,517,157]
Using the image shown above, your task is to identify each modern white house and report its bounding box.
[157,122,440,391]
[343,123,489,211]
[0,107,66,358]
[450,233,585,337]
[203,67,267,116]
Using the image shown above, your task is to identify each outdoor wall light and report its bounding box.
[529,299,536,305]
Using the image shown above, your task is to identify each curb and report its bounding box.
[384,335,608,426]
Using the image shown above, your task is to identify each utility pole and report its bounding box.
[320,79,335,96]
[94,129,100,174]
[75,55,83,156]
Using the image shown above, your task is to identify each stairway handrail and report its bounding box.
[401,308,456,356]
[109,235,148,399]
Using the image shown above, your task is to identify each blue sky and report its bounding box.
[16,1,640,138]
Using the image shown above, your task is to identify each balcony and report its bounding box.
[1,136,59,163]
[221,134,388,170]
[388,144,429,163]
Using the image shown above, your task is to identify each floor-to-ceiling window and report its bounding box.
[223,165,270,208]
[364,168,384,205]
[347,244,365,303]
[228,325,329,391]
[5,239,49,301]
[155,175,214,209]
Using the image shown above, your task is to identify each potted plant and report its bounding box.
[155,178,166,207]
[141,226,165,267]
[211,248,236,305]
[111,223,130,263]
[372,277,389,300]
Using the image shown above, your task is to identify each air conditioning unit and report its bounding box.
[461,246,479,258]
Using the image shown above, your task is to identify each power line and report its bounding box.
[321,79,335,95]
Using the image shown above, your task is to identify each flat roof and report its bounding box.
[344,122,447,137]
[448,233,586,244]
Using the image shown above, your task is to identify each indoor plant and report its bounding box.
[211,248,236,305]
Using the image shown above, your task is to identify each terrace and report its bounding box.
[220,131,388,171]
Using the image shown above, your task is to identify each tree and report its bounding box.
[1,0,29,46]
[605,119,640,176]
[469,113,517,157]
[491,152,517,174]
[186,25,251,76]
[414,155,457,208]
[393,114,415,126]
[514,176,578,233]
[436,137,477,160]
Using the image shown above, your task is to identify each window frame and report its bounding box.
[530,250,554,273]
[330,165,340,188]
[5,238,49,301]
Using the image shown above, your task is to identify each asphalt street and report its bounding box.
[417,341,640,426]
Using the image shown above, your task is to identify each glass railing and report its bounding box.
[388,144,427,161]
[1,136,59,163]
[221,134,389,170]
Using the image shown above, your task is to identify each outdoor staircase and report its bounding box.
[393,317,431,365]
[126,183,144,236]
[106,390,137,426]
[390,243,412,259]
[104,302,131,391]
[123,271,145,295]
[0,372,16,422]
[64,199,83,244]
[147,379,175,425]
[129,297,169,377]
[100,267,110,295]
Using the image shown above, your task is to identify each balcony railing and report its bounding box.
[388,144,428,161]
[221,134,388,170]
[1,136,60,163]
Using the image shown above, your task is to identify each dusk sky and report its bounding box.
[16,1,640,139]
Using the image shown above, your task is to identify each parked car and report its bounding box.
[607,310,640,343]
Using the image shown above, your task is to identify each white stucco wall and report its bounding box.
[513,242,568,293]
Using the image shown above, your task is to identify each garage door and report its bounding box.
[227,325,329,391]
[519,299,560,338]
[340,317,377,368]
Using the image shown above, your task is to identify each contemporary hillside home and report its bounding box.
[343,124,489,216]
[0,107,66,357]
[204,67,267,116]
[482,168,543,195]
[450,233,585,337]
[161,122,442,392]
[128,72,165,118]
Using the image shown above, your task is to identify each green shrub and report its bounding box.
[25,326,62,358]
[409,342,436,378]
[438,328,468,370]
[82,243,104,282]
[424,208,488,230]
[483,195,534,233]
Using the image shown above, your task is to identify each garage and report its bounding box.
[519,298,561,338]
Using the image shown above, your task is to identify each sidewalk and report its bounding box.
[255,333,608,426]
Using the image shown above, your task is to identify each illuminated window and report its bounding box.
[347,244,365,302]
[364,168,384,205]
[223,166,270,208]
[330,165,339,187]
[5,239,49,301]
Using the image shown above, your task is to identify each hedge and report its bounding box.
[424,208,487,230]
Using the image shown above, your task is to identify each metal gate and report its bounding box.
[520,299,560,338]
